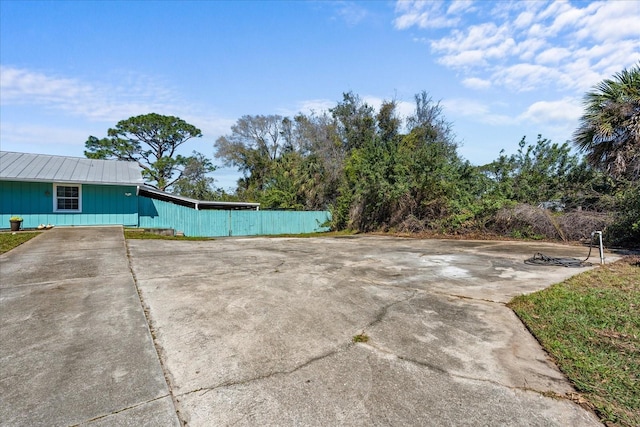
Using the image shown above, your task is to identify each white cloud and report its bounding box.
[0,66,181,123]
[184,114,236,140]
[438,49,486,68]
[535,47,571,65]
[441,98,511,126]
[517,97,585,144]
[493,63,568,92]
[0,65,246,160]
[334,1,370,26]
[514,37,547,61]
[431,22,518,69]
[0,66,94,105]
[489,1,543,22]
[394,0,640,96]
[446,0,475,15]
[513,11,535,29]
[441,96,582,150]
[462,77,491,90]
[393,1,459,29]
[538,1,573,22]
[297,99,337,114]
[519,98,583,124]
[0,122,94,149]
[547,5,586,35]
[432,22,508,53]
[575,1,640,42]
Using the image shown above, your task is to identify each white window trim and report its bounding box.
[53,183,82,213]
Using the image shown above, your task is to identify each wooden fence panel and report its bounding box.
[138,197,330,237]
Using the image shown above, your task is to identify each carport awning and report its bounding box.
[137,186,260,210]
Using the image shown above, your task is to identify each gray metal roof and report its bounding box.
[0,151,144,186]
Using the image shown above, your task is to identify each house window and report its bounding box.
[54,184,82,212]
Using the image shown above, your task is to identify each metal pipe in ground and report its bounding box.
[592,230,605,264]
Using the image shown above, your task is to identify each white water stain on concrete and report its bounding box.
[420,255,472,278]
[440,266,471,278]
[495,267,541,280]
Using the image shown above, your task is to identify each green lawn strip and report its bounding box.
[125,229,354,240]
[124,229,214,241]
[261,230,356,238]
[509,257,640,427]
[0,232,41,254]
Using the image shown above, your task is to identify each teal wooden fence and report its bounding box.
[138,197,331,237]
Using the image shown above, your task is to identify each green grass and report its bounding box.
[125,229,354,240]
[124,229,215,241]
[509,256,640,427]
[0,232,40,254]
[352,333,370,343]
[262,230,356,238]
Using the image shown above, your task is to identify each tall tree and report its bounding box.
[330,92,376,152]
[333,93,467,231]
[573,63,640,181]
[85,113,203,190]
[214,115,289,194]
[406,91,455,145]
[172,151,217,200]
[291,112,344,209]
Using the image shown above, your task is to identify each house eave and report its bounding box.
[137,186,260,210]
[0,177,143,186]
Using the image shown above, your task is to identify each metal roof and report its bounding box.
[0,151,144,186]
[137,186,260,210]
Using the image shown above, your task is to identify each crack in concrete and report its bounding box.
[355,287,574,404]
[0,273,133,290]
[363,289,420,330]
[176,290,422,400]
[125,239,185,427]
[69,394,172,426]
[356,277,506,306]
[177,345,348,398]
[364,341,575,404]
[440,291,506,304]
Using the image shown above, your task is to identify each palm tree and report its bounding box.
[573,63,640,181]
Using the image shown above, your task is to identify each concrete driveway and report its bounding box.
[128,236,606,426]
[0,227,179,426]
[1,228,608,426]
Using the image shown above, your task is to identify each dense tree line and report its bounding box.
[212,64,638,246]
[87,64,639,246]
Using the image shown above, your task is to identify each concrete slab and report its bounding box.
[128,236,611,426]
[0,227,131,287]
[177,346,599,427]
[0,227,179,426]
[82,396,179,427]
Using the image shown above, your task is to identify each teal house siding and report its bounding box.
[1,151,144,229]
[138,197,331,237]
[0,180,138,228]
[80,184,138,226]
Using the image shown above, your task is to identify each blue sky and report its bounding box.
[2,0,639,190]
